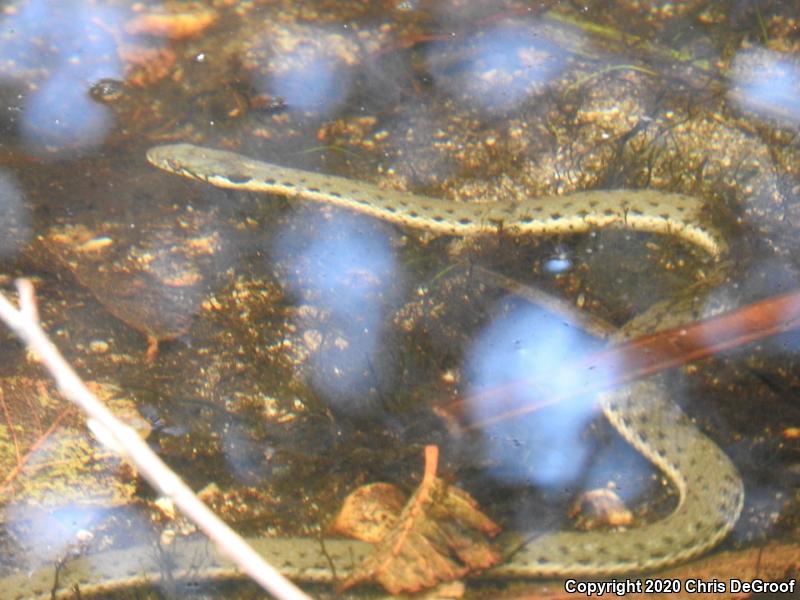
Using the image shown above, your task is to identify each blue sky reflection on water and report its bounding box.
[253,24,355,117]
[730,47,800,125]
[5,501,149,574]
[464,303,614,488]
[271,211,403,413]
[0,0,130,154]
[428,20,569,112]
[6,503,100,567]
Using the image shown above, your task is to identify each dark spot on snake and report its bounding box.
[330,191,342,198]
[549,212,562,219]
[432,216,444,222]
[660,213,670,219]
[227,174,252,184]
[356,199,370,205]
[520,216,534,223]
[408,211,419,218]
[630,208,643,215]
[281,181,295,188]
[603,209,615,216]
[536,557,550,565]
[384,206,397,213]
[307,187,320,193]
[458,218,472,225]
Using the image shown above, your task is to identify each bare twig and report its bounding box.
[0,279,311,600]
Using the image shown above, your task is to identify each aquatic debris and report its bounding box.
[335,445,501,594]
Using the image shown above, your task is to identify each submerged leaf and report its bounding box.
[338,445,501,594]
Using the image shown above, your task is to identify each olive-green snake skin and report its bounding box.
[0,144,743,598]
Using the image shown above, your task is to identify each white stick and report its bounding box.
[0,279,312,600]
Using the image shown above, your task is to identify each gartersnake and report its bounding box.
[0,144,744,597]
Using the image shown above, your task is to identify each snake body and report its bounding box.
[146,144,727,257]
[0,145,743,598]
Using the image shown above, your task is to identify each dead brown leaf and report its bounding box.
[339,445,501,594]
[332,481,406,543]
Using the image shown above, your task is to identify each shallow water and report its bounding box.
[0,0,798,598]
